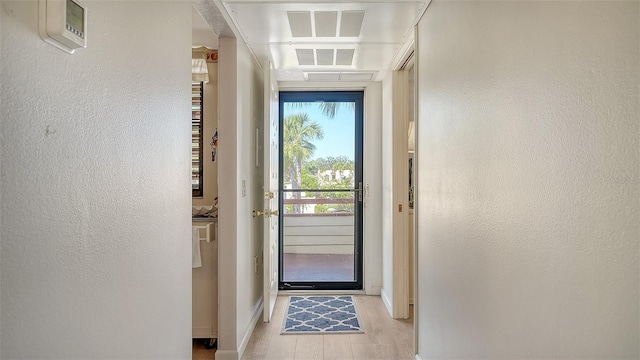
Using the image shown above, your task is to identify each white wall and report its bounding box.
[381,73,395,312]
[217,36,264,360]
[217,37,239,360]
[416,1,639,359]
[363,82,383,295]
[0,1,192,358]
[235,33,264,357]
[381,71,410,318]
[0,6,4,354]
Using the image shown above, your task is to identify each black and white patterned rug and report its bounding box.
[281,296,364,334]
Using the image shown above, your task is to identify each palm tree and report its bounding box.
[286,101,355,119]
[283,113,324,213]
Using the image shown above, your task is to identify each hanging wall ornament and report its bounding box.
[211,128,218,162]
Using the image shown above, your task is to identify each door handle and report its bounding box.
[254,209,278,218]
[356,182,363,202]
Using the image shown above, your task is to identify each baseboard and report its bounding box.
[367,285,382,295]
[415,354,423,360]
[380,288,393,317]
[237,297,264,360]
[214,350,238,360]
[192,326,216,339]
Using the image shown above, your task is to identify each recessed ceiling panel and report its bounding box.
[251,43,401,74]
[307,72,340,81]
[340,72,374,81]
[316,49,335,65]
[225,3,424,44]
[223,1,427,82]
[287,11,312,37]
[336,49,355,66]
[314,11,338,37]
[339,10,365,37]
[295,49,315,65]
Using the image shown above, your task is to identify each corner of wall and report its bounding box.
[217,36,239,356]
[237,298,263,360]
[363,82,383,295]
[380,287,393,316]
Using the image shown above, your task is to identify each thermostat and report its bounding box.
[39,0,87,54]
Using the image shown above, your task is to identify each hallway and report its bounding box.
[193,295,413,360]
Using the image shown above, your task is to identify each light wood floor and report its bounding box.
[193,295,414,360]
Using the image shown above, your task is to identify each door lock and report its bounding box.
[252,210,265,217]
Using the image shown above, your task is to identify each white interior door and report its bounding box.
[263,61,279,322]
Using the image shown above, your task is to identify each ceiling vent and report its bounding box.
[335,49,355,66]
[339,10,365,37]
[306,72,341,81]
[314,11,337,37]
[316,49,334,66]
[288,10,365,38]
[287,11,312,37]
[339,72,374,81]
[295,48,355,66]
[295,49,315,66]
[304,71,376,82]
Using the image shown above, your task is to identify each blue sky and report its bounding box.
[283,102,355,160]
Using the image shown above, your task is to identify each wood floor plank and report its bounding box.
[294,335,323,360]
[323,334,353,360]
[264,334,297,360]
[232,295,413,360]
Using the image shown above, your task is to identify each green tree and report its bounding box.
[283,113,324,213]
[286,102,355,119]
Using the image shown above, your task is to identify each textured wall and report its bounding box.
[235,36,264,353]
[216,36,265,360]
[363,82,383,295]
[381,72,395,311]
[1,1,192,358]
[416,1,639,358]
[217,37,239,360]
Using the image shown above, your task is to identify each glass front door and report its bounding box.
[279,91,363,290]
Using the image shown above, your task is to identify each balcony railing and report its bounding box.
[282,198,355,281]
[282,197,355,255]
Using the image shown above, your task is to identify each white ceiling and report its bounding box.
[219,1,427,82]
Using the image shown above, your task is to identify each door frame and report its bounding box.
[278,90,364,291]
[263,60,279,322]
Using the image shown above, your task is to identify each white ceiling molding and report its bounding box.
[192,0,235,38]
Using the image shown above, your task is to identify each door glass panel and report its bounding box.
[282,102,355,190]
[281,99,359,284]
[282,191,355,282]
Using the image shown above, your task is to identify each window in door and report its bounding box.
[279,91,364,290]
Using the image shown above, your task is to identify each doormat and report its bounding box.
[281,296,364,334]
